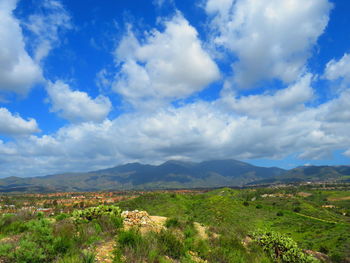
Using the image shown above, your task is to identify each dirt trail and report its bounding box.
[0,234,22,244]
[94,239,115,263]
[295,212,343,225]
[328,196,350,201]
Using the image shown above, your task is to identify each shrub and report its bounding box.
[319,246,328,254]
[157,229,185,259]
[52,219,76,254]
[72,205,122,225]
[56,251,95,263]
[256,204,263,209]
[0,214,29,235]
[165,217,182,228]
[117,228,143,249]
[56,213,70,221]
[115,229,186,261]
[276,211,284,216]
[11,219,56,262]
[293,207,301,213]
[252,230,317,263]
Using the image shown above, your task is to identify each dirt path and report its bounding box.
[94,239,115,263]
[295,212,344,225]
[328,196,350,201]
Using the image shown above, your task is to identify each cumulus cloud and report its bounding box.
[0,107,40,136]
[0,1,348,178]
[47,81,112,123]
[24,0,72,62]
[113,13,220,108]
[319,90,350,123]
[0,0,42,94]
[2,80,350,177]
[324,53,350,87]
[205,0,332,88]
[221,74,314,119]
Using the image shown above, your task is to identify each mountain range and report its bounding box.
[0,160,349,192]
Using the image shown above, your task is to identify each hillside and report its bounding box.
[1,160,350,193]
[0,159,284,192]
[1,186,349,262]
[248,165,350,185]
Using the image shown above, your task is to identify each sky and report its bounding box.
[0,0,350,178]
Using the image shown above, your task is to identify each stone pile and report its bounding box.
[121,210,152,227]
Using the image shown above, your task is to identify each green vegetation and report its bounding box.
[117,187,350,262]
[252,230,317,262]
[0,186,349,262]
[0,205,123,262]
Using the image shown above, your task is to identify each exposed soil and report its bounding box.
[328,196,350,201]
[94,239,115,263]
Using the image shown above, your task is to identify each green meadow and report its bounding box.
[0,186,349,262]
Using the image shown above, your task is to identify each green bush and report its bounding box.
[73,205,121,223]
[56,251,95,263]
[117,228,143,249]
[115,228,186,262]
[252,230,318,263]
[12,219,56,262]
[293,207,301,213]
[157,229,185,259]
[52,219,76,254]
[0,214,28,235]
[165,217,182,228]
[276,211,284,216]
[56,213,70,221]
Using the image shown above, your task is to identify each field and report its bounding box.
[0,184,349,262]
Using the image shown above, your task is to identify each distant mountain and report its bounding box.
[1,160,349,193]
[0,159,285,192]
[247,165,350,185]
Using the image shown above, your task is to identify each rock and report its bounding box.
[242,236,253,248]
[121,210,164,233]
[303,249,330,262]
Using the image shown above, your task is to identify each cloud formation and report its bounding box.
[324,53,350,88]
[0,107,40,136]
[113,13,220,108]
[24,0,72,62]
[1,72,350,177]
[206,0,332,88]
[47,81,112,123]
[1,0,349,178]
[0,0,42,94]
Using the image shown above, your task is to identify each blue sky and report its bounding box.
[0,0,350,177]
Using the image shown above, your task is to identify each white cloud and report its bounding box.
[0,107,40,136]
[0,0,42,94]
[221,74,314,119]
[0,2,349,178]
[153,0,174,8]
[319,90,350,123]
[345,149,350,158]
[47,81,112,123]
[324,53,350,86]
[2,80,350,177]
[24,0,72,62]
[113,13,220,108]
[205,0,332,88]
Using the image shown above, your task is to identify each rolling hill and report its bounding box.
[0,160,349,192]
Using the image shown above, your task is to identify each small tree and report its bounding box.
[252,230,318,263]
